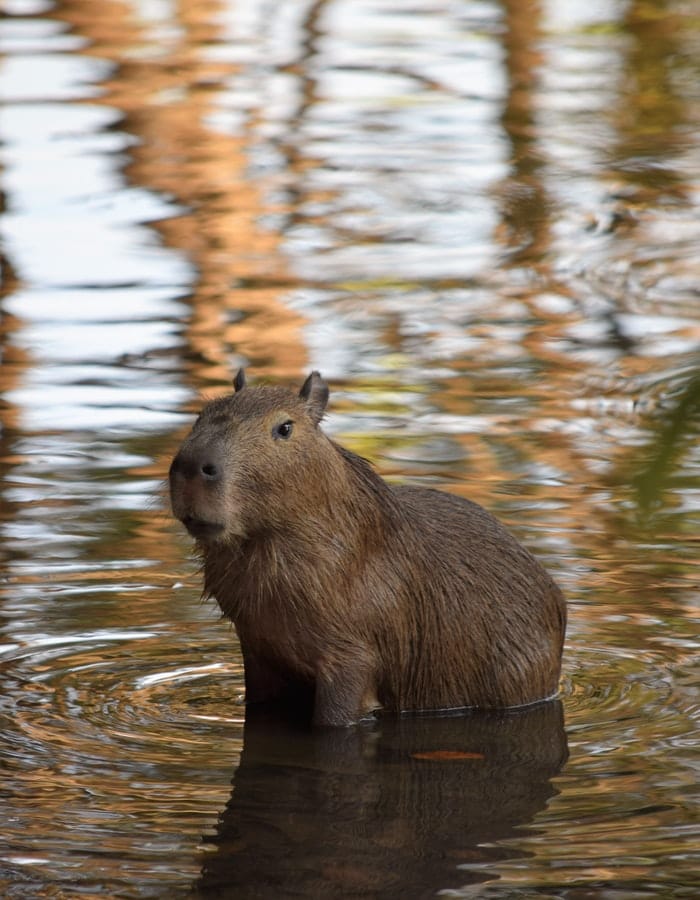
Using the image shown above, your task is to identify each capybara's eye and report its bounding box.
[272,420,294,440]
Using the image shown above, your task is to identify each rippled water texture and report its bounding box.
[1,0,698,897]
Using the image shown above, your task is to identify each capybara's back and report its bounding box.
[381,485,565,711]
[170,370,566,726]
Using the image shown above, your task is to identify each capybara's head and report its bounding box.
[169,370,330,544]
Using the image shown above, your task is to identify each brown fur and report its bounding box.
[169,371,566,726]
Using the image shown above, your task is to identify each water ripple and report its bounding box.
[2,627,245,774]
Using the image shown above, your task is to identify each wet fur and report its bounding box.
[170,373,566,726]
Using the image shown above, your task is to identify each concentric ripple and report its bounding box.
[0,618,245,896]
[559,641,696,758]
[2,625,246,767]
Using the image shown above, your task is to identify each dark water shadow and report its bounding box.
[196,701,568,898]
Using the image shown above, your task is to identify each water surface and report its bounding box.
[0,0,698,897]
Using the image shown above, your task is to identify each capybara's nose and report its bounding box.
[170,448,222,484]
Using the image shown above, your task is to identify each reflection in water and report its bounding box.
[0,0,698,897]
[199,703,568,898]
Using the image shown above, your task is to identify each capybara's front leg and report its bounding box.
[242,648,289,705]
[313,659,379,727]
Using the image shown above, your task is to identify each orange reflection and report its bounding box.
[57,0,307,387]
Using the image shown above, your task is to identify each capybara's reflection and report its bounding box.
[197,701,568,898]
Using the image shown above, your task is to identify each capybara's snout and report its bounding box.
[169,437,229,541]
[170,442,223,485]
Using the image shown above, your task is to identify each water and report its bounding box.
[0,0,698,896]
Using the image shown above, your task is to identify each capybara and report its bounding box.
[170,370,566,726]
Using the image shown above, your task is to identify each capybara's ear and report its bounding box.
[233,368,246,392]
[299,371,329,425]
